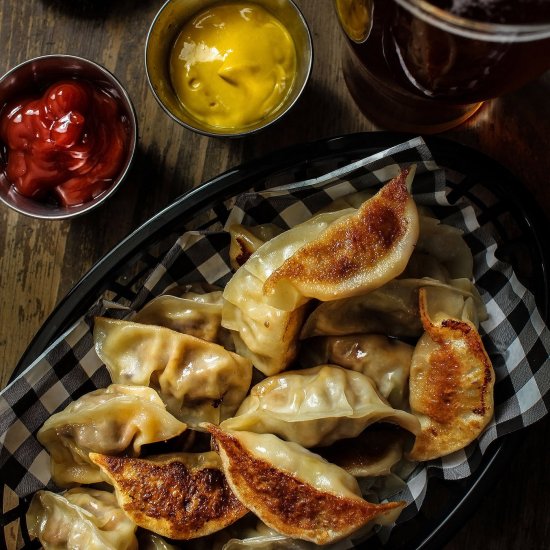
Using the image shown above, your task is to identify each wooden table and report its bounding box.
[1,1,549,548]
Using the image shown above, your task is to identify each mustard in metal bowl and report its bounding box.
[169,2,297,130]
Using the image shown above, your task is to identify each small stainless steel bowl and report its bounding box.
[0,54,138,220]
[145,0,313,138]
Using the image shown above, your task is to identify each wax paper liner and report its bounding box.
[1,137,549,549]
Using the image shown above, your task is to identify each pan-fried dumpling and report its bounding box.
[300,277,487,339]
[221,365,420,447]
[94,317,252,426]
[133,291,230,345]
[222,208,354,375]
[89,451,247,540]
[310,190,471,281]
[207,425,405,545]
[222,169,419,374]
[246,167,419,310]
[26,488,138,550]
[407,288,495,461]
[37,385,187,487]
[229,223,284,270]
[300,334,413,410]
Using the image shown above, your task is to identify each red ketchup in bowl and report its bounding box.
[0,80,129,207]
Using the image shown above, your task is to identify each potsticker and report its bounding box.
[207,424,405,545]
[90,451,247,540]
[407,287,495,461]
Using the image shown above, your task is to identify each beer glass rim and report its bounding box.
[395,0,550,42]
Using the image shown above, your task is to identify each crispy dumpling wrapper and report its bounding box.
[94,317,252,426]
[207,425,405,545]
[222,208,352,375]
[90,451,247,540]
[222,365,420,447]
[300,334,413,410]
[26,488,138,550]
[407,288,495,461]
[247,167,419,310]
[321,191,472,281]
[37,385,187,487]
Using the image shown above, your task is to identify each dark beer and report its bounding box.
[337,0,550,132]
[427,0,550,25]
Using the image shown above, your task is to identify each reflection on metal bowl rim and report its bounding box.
[0,179,132,221]
[0,54,138,220]
[395,0,550,42]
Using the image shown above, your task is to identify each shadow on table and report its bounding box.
[40,0,151,19]
[65,142,174,249]
[242,79,370,162]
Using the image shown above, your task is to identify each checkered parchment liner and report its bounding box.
[2,137,550,548]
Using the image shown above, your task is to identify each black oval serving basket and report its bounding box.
[4,132,550,550]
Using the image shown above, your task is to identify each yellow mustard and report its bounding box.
[169,2,297,130]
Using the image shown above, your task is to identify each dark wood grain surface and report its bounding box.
[1,1,549,548]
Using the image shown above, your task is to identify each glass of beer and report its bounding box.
[335,0,550,133]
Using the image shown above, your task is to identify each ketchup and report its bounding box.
[0,80,129,207]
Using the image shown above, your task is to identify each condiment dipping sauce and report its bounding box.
[169,2,297,130]
[146,0,312,137]
[0,54,137,219]
[0,80,130,207]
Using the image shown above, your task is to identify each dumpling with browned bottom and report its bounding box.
[407,287,495,461]
[90,451,247,540]
[255,166,419,308]
[206,424,405,545]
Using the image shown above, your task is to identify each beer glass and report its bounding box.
[335,0,550,133]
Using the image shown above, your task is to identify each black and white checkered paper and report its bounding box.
[1,137,549,548]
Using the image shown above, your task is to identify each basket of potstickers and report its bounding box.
[1,137,549,550]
